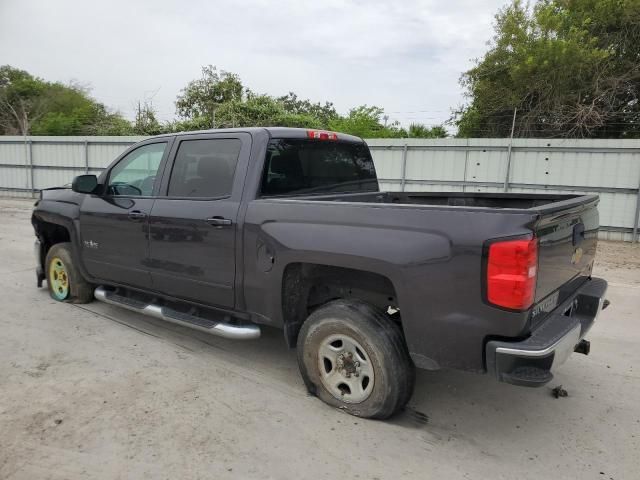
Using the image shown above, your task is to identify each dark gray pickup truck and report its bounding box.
[32,127,608,418]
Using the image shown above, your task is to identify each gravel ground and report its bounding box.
[0,197,638,480]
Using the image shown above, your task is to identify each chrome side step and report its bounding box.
[94,286,261,340]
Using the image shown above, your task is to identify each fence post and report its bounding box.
[84,140,89,174]
[462,139,470,193]
[400,143,408,192]
[27,138,35,197]
[503,108,517,192]
[633,174,640,243]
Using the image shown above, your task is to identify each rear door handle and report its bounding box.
[206,216,232,227]
[128,210,147,221]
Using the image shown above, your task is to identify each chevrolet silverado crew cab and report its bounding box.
[32,127,608,419]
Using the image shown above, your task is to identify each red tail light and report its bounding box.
[307,130,338,140]
[486,237,538,310]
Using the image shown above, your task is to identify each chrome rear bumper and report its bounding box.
[486,277,608,387]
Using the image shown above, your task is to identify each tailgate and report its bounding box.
[532,196,599,320]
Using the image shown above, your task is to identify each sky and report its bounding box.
[0,0,508,128]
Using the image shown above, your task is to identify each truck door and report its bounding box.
[79,140,171,288]
[147,133,251,308]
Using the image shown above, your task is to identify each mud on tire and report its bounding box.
[297,299,415,419]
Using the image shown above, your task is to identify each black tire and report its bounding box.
[297,300,415,419]
[45,242,93,304]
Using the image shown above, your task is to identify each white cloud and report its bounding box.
[0,0,508,127]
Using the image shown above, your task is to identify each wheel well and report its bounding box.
[281,263,399,347]
[33,219,71,266]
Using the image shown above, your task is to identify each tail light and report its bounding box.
[307,130,338,140]
[486,237,538,310]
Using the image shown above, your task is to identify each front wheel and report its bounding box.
[45,242,93,303]
[297,300,415,419]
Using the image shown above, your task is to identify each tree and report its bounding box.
[455,0,640,138]
[328,105,398,138]
[171,64,448,137]
[0,65,132,136]
[175,65,244,127]
[213,93,323,129]
[0,66,49,135]
[276,92,338,126]
[1,64,448,138]
[408,123,448,138]
[132,100,168,135]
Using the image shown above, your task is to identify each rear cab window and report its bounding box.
[260,138,378,197]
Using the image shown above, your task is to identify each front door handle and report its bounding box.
[206,216,232,227]
[128,210,147,221]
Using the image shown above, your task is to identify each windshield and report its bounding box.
[260,138,378,197]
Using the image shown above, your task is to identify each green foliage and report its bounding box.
[326,107,448,138]
[175,65,244,125]
[132,100,167,135]
[171,64,446,137]
[0,65,132,136]
[168,116,213,133]
[2,63,448,138]
[408,123,448,138]
[455,0,640,138]
[209,93,324,129]
[0,66,47,135]
[329,106,389,138]
[276,92,339,126]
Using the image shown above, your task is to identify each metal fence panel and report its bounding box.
[1,135,639,241]
[32,142,83,168]
[88,143,133,169]
[0,141,28,165]
[0,166,29,190]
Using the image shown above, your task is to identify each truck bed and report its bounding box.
[251,190,600,356]
[294,191,586,211]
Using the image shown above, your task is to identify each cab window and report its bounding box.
[108,142,167,196]
[167,139,241,198]
[261,139,378,197]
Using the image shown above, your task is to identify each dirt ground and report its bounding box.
[1,197,638,480]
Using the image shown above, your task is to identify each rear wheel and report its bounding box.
[45,243,93,303]
[297,300,415,419]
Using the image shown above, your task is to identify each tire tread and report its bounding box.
[297,299,415,419]
[45,242,93,304]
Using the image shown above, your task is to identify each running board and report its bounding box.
[94,286,260,340]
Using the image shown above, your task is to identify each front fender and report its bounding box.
[32,198,93,283]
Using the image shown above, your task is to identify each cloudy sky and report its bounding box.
[0,0,507,128]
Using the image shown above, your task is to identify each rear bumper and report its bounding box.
[485,277,608,387]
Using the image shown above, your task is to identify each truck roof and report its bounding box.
[152,127,365,143]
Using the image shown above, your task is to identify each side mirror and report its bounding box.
[71,174,98,194]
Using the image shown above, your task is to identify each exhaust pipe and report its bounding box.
[94,286,260,340]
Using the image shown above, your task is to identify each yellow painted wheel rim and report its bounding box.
[49,256,69,300]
